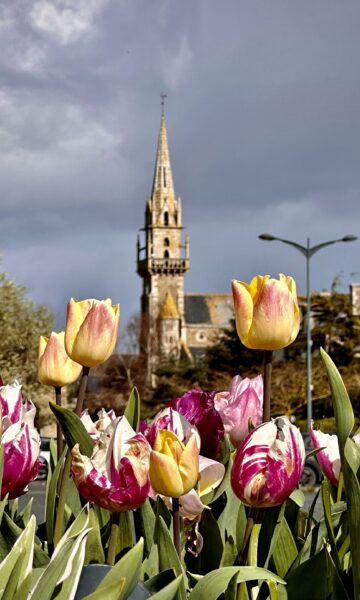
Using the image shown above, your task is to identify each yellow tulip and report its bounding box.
[38,331,83,387]
[149,430,199,497]
[65,298,120,367]
[232,274,300,350]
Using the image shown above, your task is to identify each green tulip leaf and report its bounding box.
[150,576,184,600]
[188,567,285,600]
[320,348,354,454]
[49,402,94,457]
[143,569,177,593]
[135,499,156,557]
[0,515,36,600]
[92,538,144,599]
[124,387,140,432]
[85,507,105,565]
[154,516,187,600]
[81,578,127,600]
[199,509,223,574]
[285,547,350,600]
[343,437,360,598]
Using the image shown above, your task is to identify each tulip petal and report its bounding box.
[231,280,253,344]
[150,450,184,496]
[197,455,225,495]
[71,444,149,512]
[178,435,199,494]
[38,331,82,387]
[1,424,39,499]
[310,426,340,486]
[0,382,22,424]
[180,489,207,519]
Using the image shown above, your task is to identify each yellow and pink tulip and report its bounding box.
[38,331,82,387]
[65,298,120,367]
[232,274,300,350]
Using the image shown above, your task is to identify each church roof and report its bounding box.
[184,294,233,327]
[160,291,179,318]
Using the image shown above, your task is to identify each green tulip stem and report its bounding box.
[172,497,181,558]
[263,350,273,422]
[107,512,121,566]
[53,451,72,546]
[54,386,64,460]
[74,366,90,416]
[237,507,263,565]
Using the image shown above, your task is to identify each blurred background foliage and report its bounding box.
[0,269,54,428]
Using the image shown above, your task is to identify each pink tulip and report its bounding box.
[231,416,305,507]
[71,415,150,512]
[310,425,340,487]
[0,381,41,499]
[214,375,263,447]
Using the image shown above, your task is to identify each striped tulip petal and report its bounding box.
[71,416,150,512]
[231,416,305,507]
[310,424,340,486]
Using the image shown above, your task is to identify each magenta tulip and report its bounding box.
[71,415,150,512]
[310,425,340,487]
[231,416,305,507]
[169,389,225,459]
[214,375,263,447]
[0,381,41,499]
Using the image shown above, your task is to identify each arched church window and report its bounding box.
[163,167,167,187]
[164,211,169,226]
[164,237,170,247]
[164,250,170,258]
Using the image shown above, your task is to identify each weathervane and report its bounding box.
[160,92,167,115]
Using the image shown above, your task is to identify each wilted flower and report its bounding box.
[169,389,224,459]
[65,298,120,367]
[149,430,199,497]
[310,425,340,487]
[232,274,300,350]
[214,375,263,447]
[0,381,41,499]
[71,416,150,511]
[80,408,117,440]
[38,331,82,387]
[231,416,305,507]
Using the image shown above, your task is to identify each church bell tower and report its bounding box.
[137,97,190,380]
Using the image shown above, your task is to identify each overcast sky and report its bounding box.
[1,1,360,342]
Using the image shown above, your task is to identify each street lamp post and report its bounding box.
[258,233,357,429]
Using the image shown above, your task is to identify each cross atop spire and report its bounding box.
[160,92,167,115]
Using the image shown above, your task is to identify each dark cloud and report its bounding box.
[1,0,359,336]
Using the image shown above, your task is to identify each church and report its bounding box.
[137,103,233,380]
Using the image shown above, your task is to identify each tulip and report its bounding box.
[232,274,300,350]
[310,425,340,487]
[231,416,305,507]
[71,415,150,512]
[38,331,83,387]
[149,430,199,497]
[214,375,263,447]
[65,298,120,367]
[145,407,201,449]
[0,381,41,499]
[169,389,224,459]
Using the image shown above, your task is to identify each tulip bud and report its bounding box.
[310,425,340,487]
[231,416,305,507]
[65,298,120,367]
[214,375,263,447]
[71,416,150,512]
[38,331,83,388]
[232,274,300,350]
[150,430,199,497]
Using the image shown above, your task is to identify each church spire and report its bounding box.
[151,95,175,201]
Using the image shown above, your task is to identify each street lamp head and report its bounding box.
[259,233,276,241]
[341,235,358,242]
